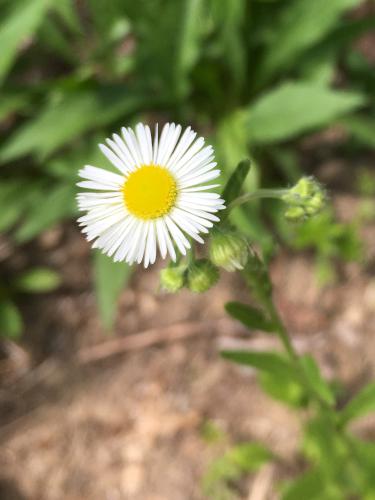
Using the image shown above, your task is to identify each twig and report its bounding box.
[77,317,241,364]
[247,464,275,500]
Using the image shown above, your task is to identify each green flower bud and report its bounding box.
[282,176,327,221]
[160,265,186,293]
[209,230,248,272]
[187,259,219,293]
[284,206,306,222]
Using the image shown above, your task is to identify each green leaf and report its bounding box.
[93,251,132,330]
[0,87,146,161]
[221,350,295,377]
[303,416,351,487]
[220,159,251,221]
[15,268,61,293]
[225,301,275,333]
[300,355,335,406]
[340,382,375,425]
[341,115,375,149]
[174,0,204,98]
[0,299,23,338]
[15,184,77,242]
[258,0,362,82]
[202,442,272,500]
[282,469,325,500]
[246,82,364,144]
[0,93,30,121]
[259,370,306,408]
[0,0,54,84]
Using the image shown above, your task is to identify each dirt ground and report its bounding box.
[0,190,375,500]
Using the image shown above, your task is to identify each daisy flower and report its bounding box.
[77,123,225,267]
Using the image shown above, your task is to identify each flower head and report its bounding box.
[77,123,225,267]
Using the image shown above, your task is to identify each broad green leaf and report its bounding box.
[0,0,54,84]
[15,184,77,242]
[300,355,335,406]
[246,82,364,144]
[221,350,295,378]
[93,251,132,330]
[258,0,361,82]
[0,87,146,161]
[340,382,375,425]
[0,299,22,338]
[15,268,61,293]
[225,301,275,333]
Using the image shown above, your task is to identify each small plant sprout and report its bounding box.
[77,123,225,267]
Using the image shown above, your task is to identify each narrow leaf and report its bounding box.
[300,355,335,406]
[340,382,375,425]
[93,251,132,330]
[221,350,295,378]
[220,159,251,222]
[259,0,361,82]
[1,88,146,161]
[225,301,275,333]
[0,0,54,84]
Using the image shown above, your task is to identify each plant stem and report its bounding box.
[228,188,288,210]
[261,294,332,412]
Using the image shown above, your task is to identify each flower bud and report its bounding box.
[160,265,186,293]
[187,259,219,293]
[209,230,248,272]
[282,176,326,222]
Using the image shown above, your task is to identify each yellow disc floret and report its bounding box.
[123,165,177,220]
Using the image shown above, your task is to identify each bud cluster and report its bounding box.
[159,228,250,294]
[282,177,326,222]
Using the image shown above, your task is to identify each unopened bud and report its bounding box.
[187,259,219,293]
[209,230,248,272]
[282,176,326,221]
[160,265,186,293]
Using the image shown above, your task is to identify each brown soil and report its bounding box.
[0,194,375,500]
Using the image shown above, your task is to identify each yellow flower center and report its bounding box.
[123,165,177,220]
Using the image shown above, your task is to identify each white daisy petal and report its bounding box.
[99,144,128,173]
[136,123,152,165]
[77,122,225,267]
[121,127,142,166]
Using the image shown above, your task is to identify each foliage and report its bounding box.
[202,159,375,499]
[0,0,373,328]
[0,266,61,338]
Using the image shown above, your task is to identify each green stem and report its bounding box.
[228,188,288,210]
[261,294,332,412]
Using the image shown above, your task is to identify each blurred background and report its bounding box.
[0,0,375,498]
